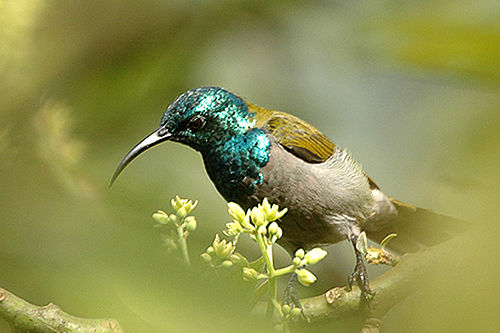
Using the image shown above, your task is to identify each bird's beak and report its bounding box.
[109,127,172,187]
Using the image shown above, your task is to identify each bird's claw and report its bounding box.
[282,272,304,315]
[347,260,375,306]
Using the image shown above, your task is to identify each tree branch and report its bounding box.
[300,232,469,323]
[0,287,124,333]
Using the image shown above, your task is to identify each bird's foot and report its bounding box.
[347,259,374,307]
[282,271,304,315]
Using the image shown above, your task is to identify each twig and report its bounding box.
[300,232,469,323]
[0,287,124,333]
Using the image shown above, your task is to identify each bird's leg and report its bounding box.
[282,269,304,313]
[347,233,375,306]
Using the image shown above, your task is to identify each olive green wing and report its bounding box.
[258,110,336,163]
[246,102,380,189]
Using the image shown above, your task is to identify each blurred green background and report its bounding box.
[1,0,499,332]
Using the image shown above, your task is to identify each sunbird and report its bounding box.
[111,86,463,301]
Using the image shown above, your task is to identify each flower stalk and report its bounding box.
[201,198,327,332]
[152,196,198,266]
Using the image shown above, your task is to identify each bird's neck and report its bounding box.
[202,128,271,202]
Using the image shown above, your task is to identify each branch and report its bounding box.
[0,287,124,333]
[300,232,469,323]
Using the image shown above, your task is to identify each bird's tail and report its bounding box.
[366,198,468,253]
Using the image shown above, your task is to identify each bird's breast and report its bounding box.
[243,139,376,252]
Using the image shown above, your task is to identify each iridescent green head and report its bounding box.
[110,86,259,187]
[160,86,256,151]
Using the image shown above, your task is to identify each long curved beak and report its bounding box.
[109,127,172,187]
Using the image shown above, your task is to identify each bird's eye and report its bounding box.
[188,115,205,131]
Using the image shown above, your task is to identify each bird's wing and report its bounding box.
[245,102,335,163]
[246,102,380,189]
[263,112,336,163]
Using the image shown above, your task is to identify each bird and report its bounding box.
[110,86,464,302]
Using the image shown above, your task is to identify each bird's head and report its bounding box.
[110,86,256,186]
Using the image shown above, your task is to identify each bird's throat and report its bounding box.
[202,129,271,202]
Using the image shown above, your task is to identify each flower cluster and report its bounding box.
[202,198,327,287]
[292,248,327,286]
[201,234,249,269]
[152,196,197,263]
[154,196,329,330]
[224,198,288,241]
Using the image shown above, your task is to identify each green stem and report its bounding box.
[256,232,275,275]
[177,225,191,266]
[268,275,278,319]
[255,231,276,320]
[273,265,297,277]
[282,317,290,333]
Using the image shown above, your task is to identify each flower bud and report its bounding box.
[259,198,287,221]
[228,202,246,223]
[275,227,283,239]
[268,222,279,235]
[275,207,287,220]
[201,253,212,263]
[230,253,249,267]
[240,211,254,231]
[304,248,327,265]
[176,206,188,219]
[282,304,291,315]
[213,235,234,259]
[242,267,259,281]
[257,226,267,235]
[290,307,302,318]
[168,214,178,225]
[171,196,183,211]
[183,200,198,215]
[292,257,302,267]
[295,248,305,259]
[251,207,265,227]
[184,216,197,232]
[296,269,317,286]
[261,198,272,217]
[221,260,233,268]
[152,210,169,224]
[224,221,242,237]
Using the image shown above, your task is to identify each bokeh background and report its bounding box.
[1,0,499,332]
